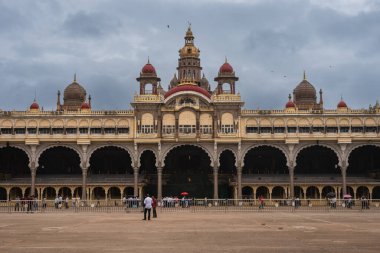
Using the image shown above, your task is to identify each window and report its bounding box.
[260,127,272,134]
[39,128,50,134]
[52,128,64,134]
[351,127,363,133]
[117,128,129,134]
[27,128,37,134]
[326,127,338,133]
[274,127,285,133]
[79,128,88,134]
[162,125,175,134]
[287,127,297,133]
[339,127,349,133]
[179,125,196,134]
[299,127,310,133]
[312,127,325,133]
[14,128,26,134]
[66,128,77,134]
[221,125,235,134]
[1,128,12,134]
[200,125,212,134]
[365,127,377,133]
[104,128,115,134]
[139,125,154,134]
[246,127,258,133]
[90,128,102,134]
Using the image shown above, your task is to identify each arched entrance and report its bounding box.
[0,187,6,200]
[243,146,287,175]
[123,187,134,197]
[356,186,369,198]
[58,187,72,198]
[294,146,341,178]
[272,186,286,199]
[294,186,304,198]
[348,145,380,178]
[322,186,335,198]
[108,187,121,199]
[256,186,269,199]
[42,187,56,199]
[9,187,22,199]
[89,146,133,175]
[372,186,380,199]
[38,147,81,175]
[92,187,105,200]
[242,186,253,199]
[25,187,38,198]
[0,147,29,179]
[219,150,236,198]
[306,186,320,199]
[163,145,212,198]
[139,150,157,197]
[73,187,82,198]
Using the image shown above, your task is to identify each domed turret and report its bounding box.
[337,96,348,108]
[30,100,39,110]
[137,59,161,95]
[292,71,322,110]
[285,94,296,108]
[200,73,210,91]
[141,59,156,74]
[214,58,239,95]
[63,74,86,110]
[219,61,234,74]
[170,73,179,88]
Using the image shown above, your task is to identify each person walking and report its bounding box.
[152,196,158,218]
[259,195,265,209]
[143,194,153,220]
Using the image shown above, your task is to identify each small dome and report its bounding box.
[219,61,233,73]
[30,101,39,110]
[81,102,90,109]
[170,73,178,87]
[141,62,156,74]
[337,100,347,108]
[286,100,295,108]
[64,80,86,101]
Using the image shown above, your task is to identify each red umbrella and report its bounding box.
[181,192,188,196]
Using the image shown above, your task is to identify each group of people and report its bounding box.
[14,196,38,212]
[142,194,158,220]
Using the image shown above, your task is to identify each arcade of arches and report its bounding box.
[1,144,380,200]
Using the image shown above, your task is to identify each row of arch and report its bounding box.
[245,117,379,127]
[1,144,380,176]
[242,186,380,199]
[0,119,130,128]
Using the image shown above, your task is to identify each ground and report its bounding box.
[0,211,380,253]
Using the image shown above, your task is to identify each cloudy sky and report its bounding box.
[1,0,380,110]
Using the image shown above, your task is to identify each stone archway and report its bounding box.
[0,187,7,200]
[163,145,213,198]
[347,145,380,178]
[0,146,30,178]
[139,150,157,197]
[218,149,236,198]
[37,147,81,175]
[89,146,133,175]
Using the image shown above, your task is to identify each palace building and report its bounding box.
[1,26,380,201]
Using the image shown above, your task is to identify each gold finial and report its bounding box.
[74,73,76,82]
[288,94,292,101]
[303,70,306,80]
[147,56,150,64]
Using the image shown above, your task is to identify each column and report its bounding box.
[341,166,347,196]
[81,167,88,202]
[213,165,218,199]
[133,167,139,197]
[237,166,242,199]
[157,167,163,201]
[289,166,295,198]
[30,167,36,197]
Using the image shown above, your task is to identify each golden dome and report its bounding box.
[179,45,200,57]
[63,75,86,110]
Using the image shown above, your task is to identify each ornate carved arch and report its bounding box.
[161,143,214,167]
[35,144,83,169]
[86,144,134,168]
[293,143,342,168]
[217,148,237,167]
[345,143,380,167]
[0,144,32,168]
[138,147,158,167]
[240,144,290,168]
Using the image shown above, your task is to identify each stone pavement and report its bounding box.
[0,211,379,253]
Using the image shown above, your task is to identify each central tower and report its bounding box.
[177,26,202,84]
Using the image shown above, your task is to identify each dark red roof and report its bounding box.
[81,102,90,109]
[30,101,39,110]
[142,63,156,74]
[337,100,347,108]
[285,100,295,108]
[219,62,233,73]
[164,85,211,99]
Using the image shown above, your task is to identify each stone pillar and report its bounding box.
[133,167,139,197]
[289,166,295,198]
[341,165,347,196]
[157,167,163,201]
[30,166,36,197]
[213,164,218,199]
[81,167,88,202]
[237,166,242,199]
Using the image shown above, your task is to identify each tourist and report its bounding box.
[259,195,264,209]
[65,196,69,209]
[152,195,157,218]
[143,194,153,220]
[42,197,47,209]
[72,197,76,208]
[15,196,20,211]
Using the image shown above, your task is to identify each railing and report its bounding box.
[1,199,379,213]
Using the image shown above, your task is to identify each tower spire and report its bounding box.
[303,70,306,80]
[74,73,77,82]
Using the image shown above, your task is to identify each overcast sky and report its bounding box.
[1,0,380,111]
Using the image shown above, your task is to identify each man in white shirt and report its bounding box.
[143,194,153,220]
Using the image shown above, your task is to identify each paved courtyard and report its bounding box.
[0,211,379,253]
